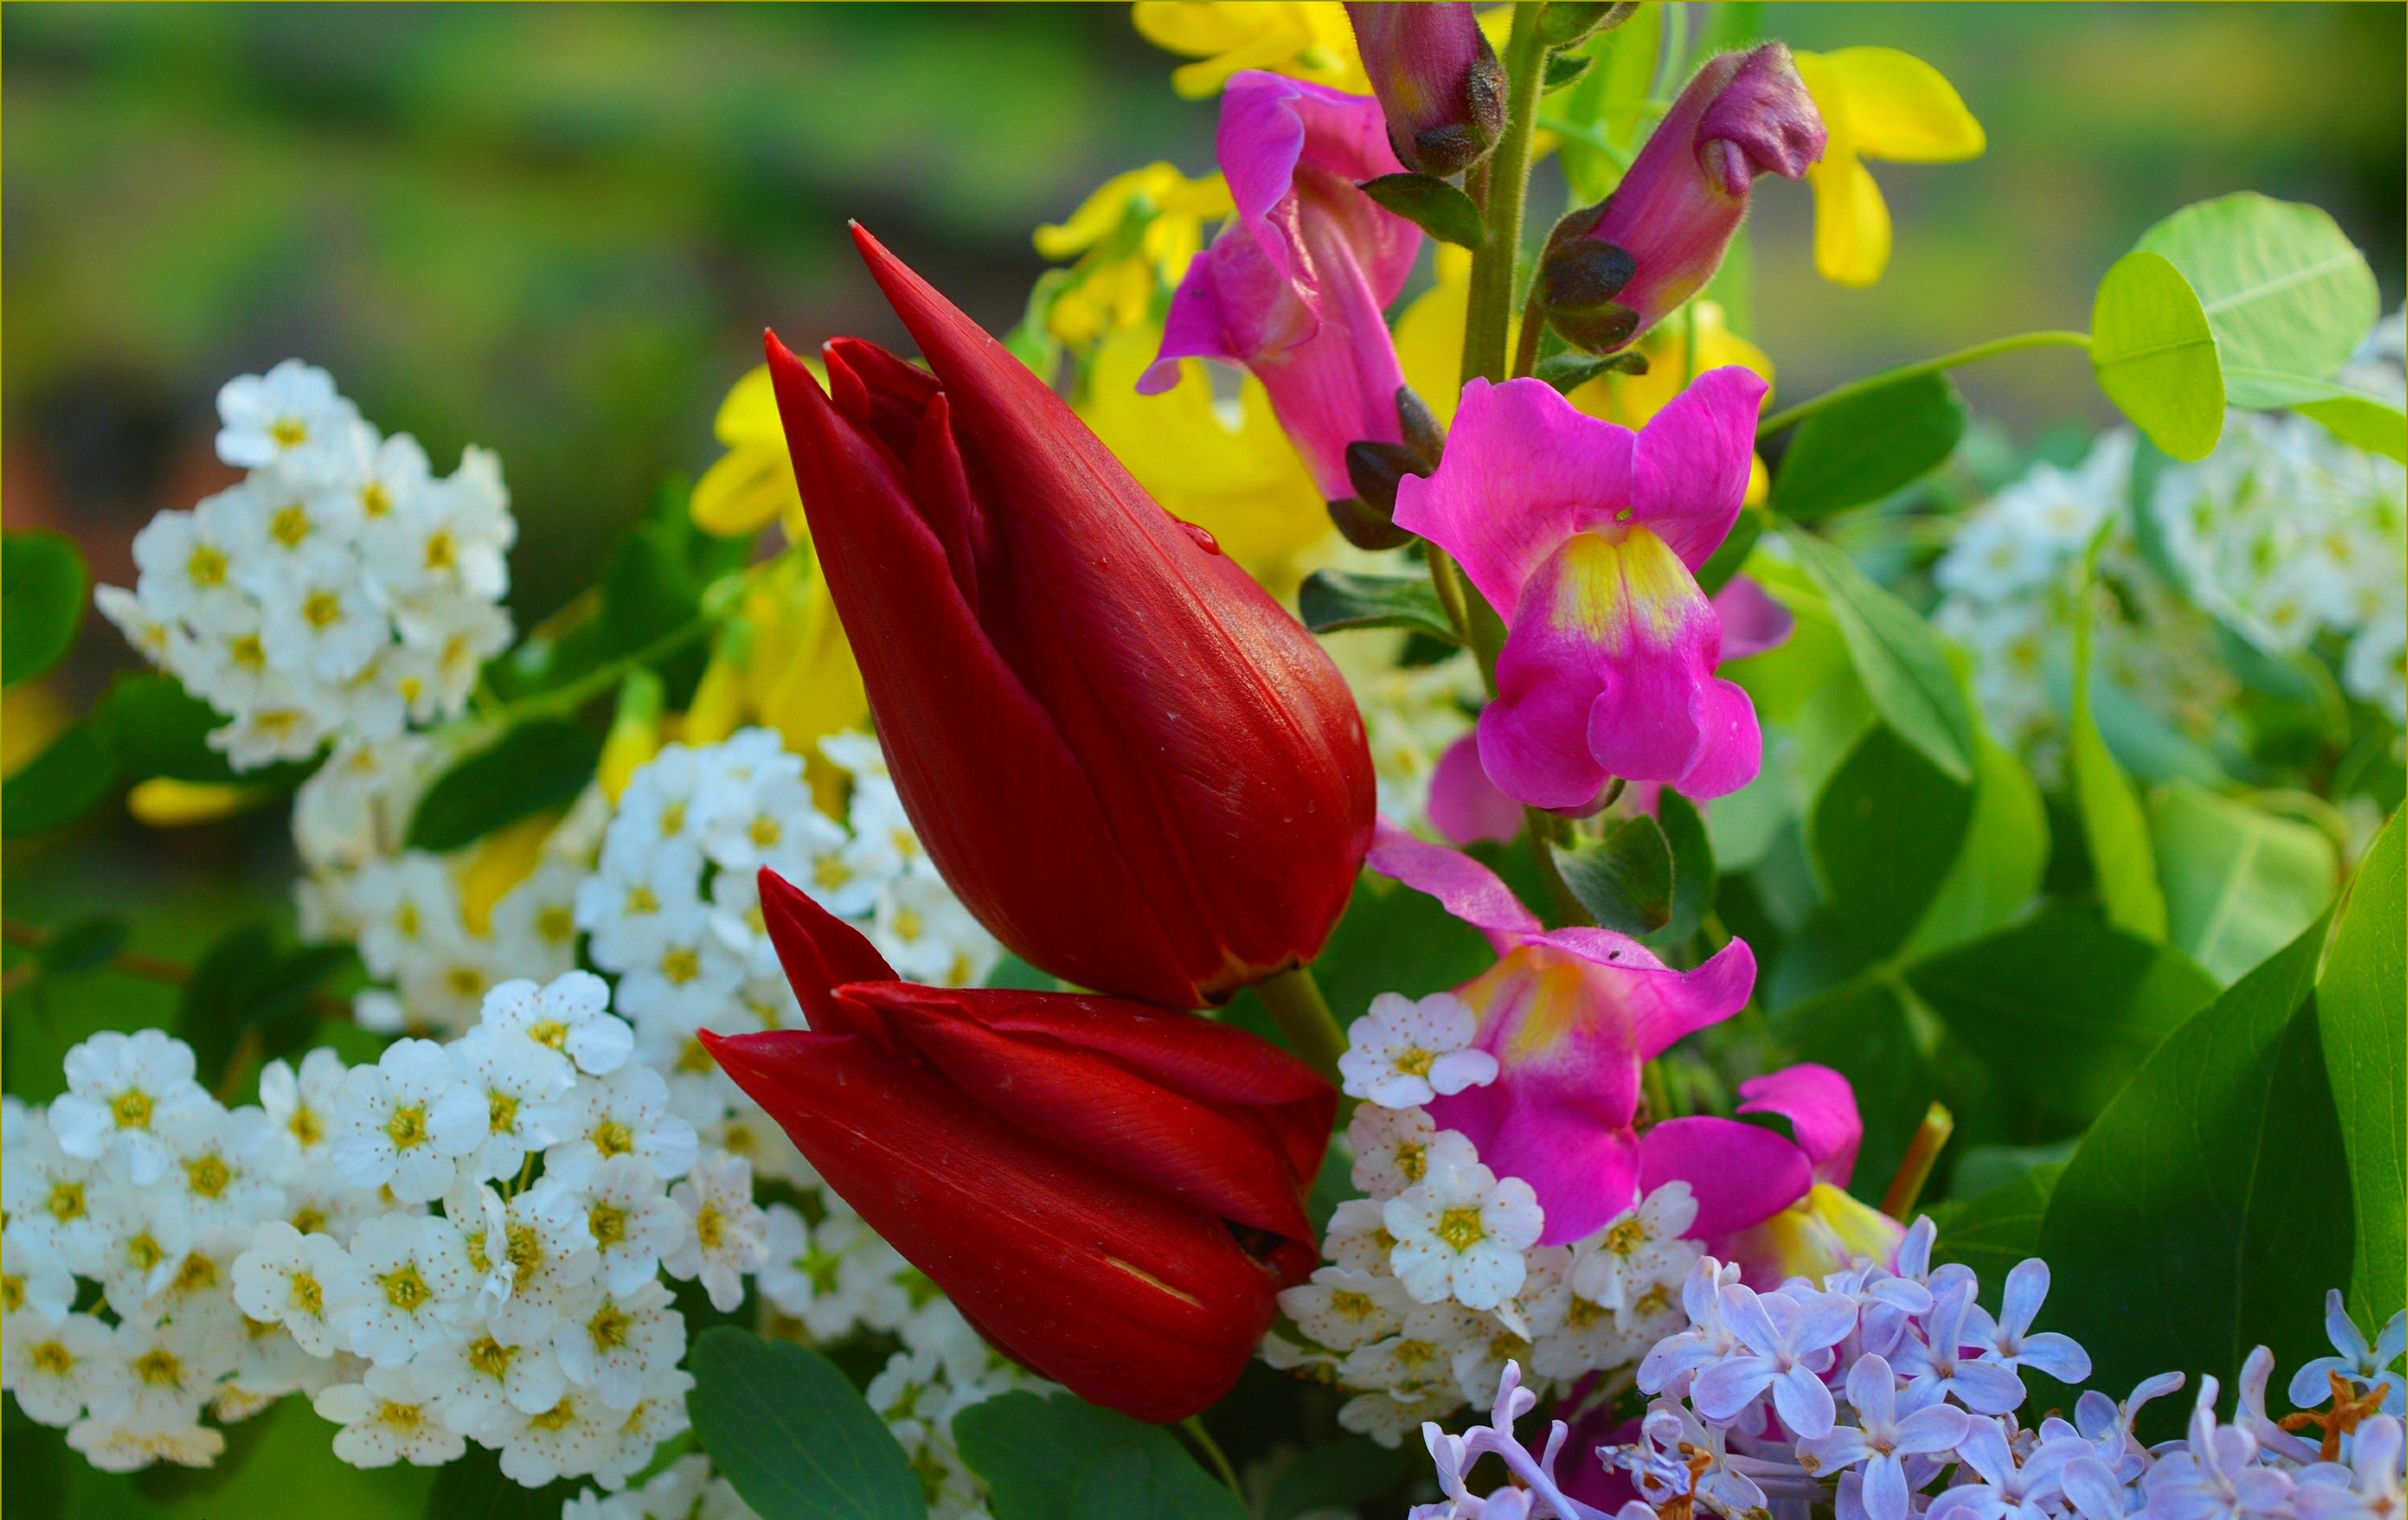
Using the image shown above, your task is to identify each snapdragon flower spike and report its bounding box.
[1394,370,1768,810]
[767,226,1374,1010]
[705,871,1335,1422]
[1343,2,1506,177]
[1145,70,1421,503]
[1368,822,1784,1246]
[1541,44,1824,353]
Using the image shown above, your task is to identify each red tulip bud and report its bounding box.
[705,871,1336,1423]
[766,226,1375,1009]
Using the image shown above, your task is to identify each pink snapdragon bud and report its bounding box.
[1343,2,1506,178]
[1541,44,1824,353]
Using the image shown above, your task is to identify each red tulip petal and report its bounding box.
[756,867,895,1044]
[704,1027,1275,1422]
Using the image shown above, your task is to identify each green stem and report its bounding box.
[1460,2,1549,387]
[1253,964,1348,1084]
[1758,330,2092,437]
[1181,1417,1243,1503]
[1523,806,1592,926]
[1513,277,1547,381]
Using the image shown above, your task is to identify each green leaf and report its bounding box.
[1297,571,1462,644]
[1541,49,1594,91]
[2036,907,2354,1424]
[1908,904,2217,1140]
[955,1392,1238,1520]
[174,927,351,1091]
[1313,871,1510,1028]
[99,673,318,786]
[2135,192,2379,410]
[1652,790,1715,950]
[1811,724,1974,960]
[689,1328,927,1520]
[423,1441,583,1520]
[406,718,605,853]
[1932,1163,2066,1304]
[1784,531,1975,783]
[2149,779,2338,986]
[1898,735,2046,961]
[1535,350,1646,395]
[37,916,128,976]
[1265,1437,1414,1520]
[2295,389,2408,463]
[2,529,88,687]
[1695,505,1765,599]
[1772,975,1975,1205]
[2071,545,2168,939]
[1357,173,1485,249]
[1769,371,1967,522]
[1554,814,1673,936]
[2091,250,2225,462]
[0,719,119,837]
[2313,806,2404,1329]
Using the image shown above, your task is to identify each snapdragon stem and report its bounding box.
[1756,329,2093,437]
[1254,964,1348,1085]
[1881,1102,1957,1219]
[1460,1,1549,388]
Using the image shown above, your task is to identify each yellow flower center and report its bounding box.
[270,418,309,447]
[135,1348,184,1387]
[387,1104,428,1150]
[535,906,576,944]
[290,1105,324,1146]
[487,1091,519,1134]
[1329,1288,1379,1321]
[395,902,422,938]
[507,1223,542,1275]
[1566,1295,1609,1329]
[748,816,781,847]
[1394,1046,1435,1079]
[383,1265,431,1311]
[660,948,701,985]
[446,964,486,998]
[1436,1207,1488,1252]
[361,481,392,517]
[187,544,228,588]
[1603,1217,1650,1255]
[229,633,268,671]
[271,503,313,548]
[129,1234,165,1271]
[0,1276,21,1314]
[592,1121,636,1158]
[172,1252,218,1293]
[658,802,685,837]
[624,886,658,916]
[529,1397,579,1433]
[1394,1339,1438,1370]
[813,858,851,891]
[1395,1142,1428,1185]
[187,1155,232,1199]
[694,1204,725,1251]
[468,1337,514,1378]
[30,1340,74,1376]
[424,531,456,572]
[677,1038,715,1074]
[111,1089,155,1130]
[588,1304,633,1352]
[378,1400,423,1431]
[292,1271,325,1316]
[46,1181,86,1221]
[589,1202,628,1249]
[291,1207,327,1235]
[528,1019,569,1050]
[892,908,924,943]
[302,590,344,629]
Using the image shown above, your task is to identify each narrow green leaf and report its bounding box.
[1,720,119,838]
[1297,571,1462,644]
[2,529,88,687]
[2316,807,2405,1329]
[1811,724,1974,960]
[1695,505,1765,598]
[2036,907,2353,1428]
[1554,814,1674,936]
[2071,542,2168,939]
[406,718,604,853]
[1266,1437,1414,1520]
[1784,532,1975,783]
[1899,735,2046,961]
[1770,371,1968,521]
[2135,192,2379,410]
[1651,790,1716,950]
[1358,173,1485,249]
[1541,49,1595,90]
[689,1328,926,1520]
[2091,250,2224,462]
[2149,779,2338,986]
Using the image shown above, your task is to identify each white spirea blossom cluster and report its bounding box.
[1263,992,1702,1446]
[1408,1234,2406,1520]
[1324,631,1485,828]
[0,976,769,1487]
[97,360,517,770]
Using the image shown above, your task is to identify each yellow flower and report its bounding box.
[1077,325,1334,599]
[1131,2,1368,99]
[1792,48,1985,288]
[455,812,559,935]
[683,554,867,797]
[1034,164,1233,348]
[125,778,270,828]
[691,365,803,540]
[1394,244,1478,426]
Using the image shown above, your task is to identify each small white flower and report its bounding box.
[2,1310,114,1427]
[262,541,390,682]
[1323,1197,1400,1274]
[1279,1267,1412,1352]
[330,1038,487,1201]
[255,1047,349,1179]
[3,1233,77,1320]
[90,1312,236,1427]
[336,1211,477,1365]
[486,1385,622,1487]
[442,1174,518,1315]
[154,1102,285,1239]
[487,859,588,983]
[477,972,632,1082]
[2,1114,111,1267]
[758,1199,908,1340]
[127,495,251,626]
[1570,1181,1703,1312]
[84,1180,196,1316]
[487,1179,601,1344]
[216,359,364,477]
[871,870,997,988]
[698,750,831,875]
[584,1362,697,1492]
[66,1411,228,1473]
[1339,991,1496,1108]
[579,1154,687,1297]
[448,1029,571,1181]
[48,1029,211,1186]
[664,1150,768,1312]
[610,919,747,1028]
[412,1312,568,1430]
[1384,1152,1544,1311]
[314,1364,467,1467]
[232,1220,367,1358]
[1337,1385,1466,1449]
[349,853,466,980]
[532,1064,697,1191]
[1347,1102,1449,1200]
[552,1279,685,1410]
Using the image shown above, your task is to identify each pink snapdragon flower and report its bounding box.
[1144,70,1421,502]
[1368,821,1820,1246]
[1395,369,1769,812]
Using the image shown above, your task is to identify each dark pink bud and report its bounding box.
[1343,2,1506,178]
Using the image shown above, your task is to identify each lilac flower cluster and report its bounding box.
[1410,1223,2406,1520]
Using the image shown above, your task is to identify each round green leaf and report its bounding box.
[3,528,89,687]
[2135,192,2379,410]
[689,1328,926,1520]
[1770,370,1969,522]
[2091,250,2224,462]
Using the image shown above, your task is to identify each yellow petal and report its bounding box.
[755,559,869,757]
[1033,164,1166,260]
[1137,2,1366,97]
[680,653,747,750]
[454,812,558,935]
[691,447,797,540]
[600,673,669,800]
[1801,47,1984,164]
[125,778,268,828]
[713,365,786,447]
[1808,153,1892,288]
[1394,274,1470,426]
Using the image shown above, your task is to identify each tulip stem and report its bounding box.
[1180,1417,1244,1502]
[1755,329,2093,438]
[1255,964,1349,1085]
[1460,0,1549,387]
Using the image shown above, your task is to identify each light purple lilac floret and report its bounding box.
[1409,1217,2407,1520]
